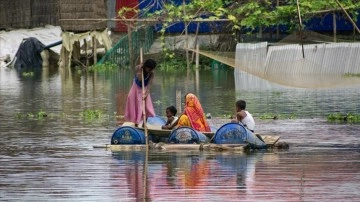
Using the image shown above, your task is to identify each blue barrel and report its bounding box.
[245,130,267,148]
[168,127,209,144]
[213,123,248,144]
[213,123,267,148]
[111,126,146,145]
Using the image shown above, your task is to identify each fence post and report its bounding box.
[176,90,182,114]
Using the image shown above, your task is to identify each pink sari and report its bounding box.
[124,81,155,124]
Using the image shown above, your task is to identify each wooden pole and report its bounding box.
[128,25,134,68]
[84,39,89,67]
[59,18,231,23]
[296,0,305,59]
[276,0,280,39]
[140,48,148,148]
[191,22,200,63]
[183,0,189,69]
[176,90,182,114]
[93,36,97,64]
[333,12,337,42]
[195,43,199,69]
[140,47,149,202]
[334,0,360,34]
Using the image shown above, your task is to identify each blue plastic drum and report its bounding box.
[168,127,209,144]
[111,126,146,145]
[213,123,248,144]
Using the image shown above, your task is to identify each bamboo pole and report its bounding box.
[140,48,148,148]
[334,0,360,34]
[58,5,358,23]
[183,0,189,69]
[128,25,134,68]
[84,39,89,67]
[140,47,149,201]
[59,18,231,22]
[195,43,199,69]
[191,22,200,63]
[296,0,305,59]
[276,0,280,39]
[195,44,200,93]
[333,12,337,42]
[176,90,182,114]
[93,36,97,64]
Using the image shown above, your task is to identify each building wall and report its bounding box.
[59,0,107,32]
[0,0,58,30]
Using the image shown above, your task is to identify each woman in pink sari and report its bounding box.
[124,59,157,126]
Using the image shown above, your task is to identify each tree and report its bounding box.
[118,0,360,34]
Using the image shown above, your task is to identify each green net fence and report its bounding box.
[98,26,155,66]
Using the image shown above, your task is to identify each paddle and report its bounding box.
[140,48,149,150]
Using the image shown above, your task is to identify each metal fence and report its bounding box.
[98,26,155,66]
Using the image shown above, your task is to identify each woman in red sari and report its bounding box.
[176,93,211,132]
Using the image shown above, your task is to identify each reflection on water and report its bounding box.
[1,66,360,201]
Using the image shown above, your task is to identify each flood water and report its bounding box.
[1,66,360,201]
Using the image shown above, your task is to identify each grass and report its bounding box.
[343,73,360,77]
[79,109,105,120]
[14,109,116,122]
[88,62,118,73]
[258,113,298,120]
[22,71,34,77]
[15,109,47,120]
[327,113,360,123]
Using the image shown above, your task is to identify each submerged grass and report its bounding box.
[89,62,118,73]
[79,109,105,120]
[14,109,123,123]
[15,109,48,120]
[258,113,298,120]
[343,73,360,77]
[327,113,360,123]
[22,71,34,77]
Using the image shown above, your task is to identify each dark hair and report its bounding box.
[236,100,246,110]
[166,106,177,116]
[143,59,157,70]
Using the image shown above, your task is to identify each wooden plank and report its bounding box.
[110,144,147,151]
[122,122,135,127]
[93,143,248,152]
[259,135,280,145]
[135,125,215,138]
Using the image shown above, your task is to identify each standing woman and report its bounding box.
[124,59,157,126]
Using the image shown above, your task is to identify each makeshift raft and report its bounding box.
[96,116,288,152]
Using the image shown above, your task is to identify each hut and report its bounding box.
[0,0,58,30]
[58,0,112,68]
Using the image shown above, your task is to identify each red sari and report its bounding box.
[177,93,211,132]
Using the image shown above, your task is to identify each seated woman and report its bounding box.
[175,93,211,132]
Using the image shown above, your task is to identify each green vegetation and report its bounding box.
[158,54,189,72]
[15,109,48,120]
[327,113,360,123]
[343,73,360,77]
[154,100,162,105]
[14,109,122,123]
[79,109,105,120]
[119,0,360,36]
[88,62,118,73]
[22,71,34,77]
[259,113,298,120]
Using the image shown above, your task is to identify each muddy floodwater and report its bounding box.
[0,66,360,201]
